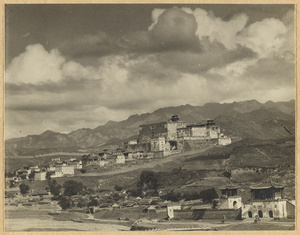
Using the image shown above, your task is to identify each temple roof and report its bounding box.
[250,182,285,190]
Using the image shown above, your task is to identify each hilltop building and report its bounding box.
[177,119,220,141]
[138,115,231,153]
[138,114,188,144]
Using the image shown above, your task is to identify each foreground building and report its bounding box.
[242,182,294,219]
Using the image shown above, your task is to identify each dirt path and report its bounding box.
[79,146,214,177]
[5,218,130,231]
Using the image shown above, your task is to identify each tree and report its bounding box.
[138,170,159,195]
[63,180,84,196]
[200,188,218,204]
[48,179,62,196]
[19,183,30,195]
[46,172,52,181]
[58,196,71,210]
[77,198,88,208]
[211,199,220,209]
[161,190,181,202]
[87,198,99,207]
[28,172,35,181]
[20,174,27,180]
[114,185,123,191]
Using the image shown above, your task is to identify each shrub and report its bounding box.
[114,185,123,191]
[63,180,84,196]
[58,196,71,210]
[19,183,30,195]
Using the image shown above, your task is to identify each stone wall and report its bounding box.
[177,139,218,151]
[139,123,168,143]
[173,208,242,220]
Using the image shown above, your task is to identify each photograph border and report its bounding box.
[0,0,299,234]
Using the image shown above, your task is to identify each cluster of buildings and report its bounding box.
[167,182,295,220]
[36,157,82,180]
[8,158,83,183]
[125,115,231,157]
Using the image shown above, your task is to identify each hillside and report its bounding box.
[5,100,295,157]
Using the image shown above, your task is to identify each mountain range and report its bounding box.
[5,99,295,157]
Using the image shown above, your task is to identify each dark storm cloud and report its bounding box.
[156,40,257,74]
[244,56,295,86]
[6,78,103,95]
[5,78,104,112]
[59,7,201,59]
[127,39,256,83]
[127,55,182,83]
[59,31,120,58]
[148,7,201,52]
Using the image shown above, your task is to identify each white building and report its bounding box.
[116,154,125,164]
[128,139,138,145]
[167,205,182,219]
[35,172,47,181]
[242,183,290,219]
[151,137,167,152]
[55,165,74,175]
[218,134,232,145]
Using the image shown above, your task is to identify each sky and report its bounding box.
[5,4,295,139]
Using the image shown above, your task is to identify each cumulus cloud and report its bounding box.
[148,8,165,30]
[5,6,295,139]
[149,7,200,51]
[186,8,249,50]
[239,18,288,57]
[6,44,65,84]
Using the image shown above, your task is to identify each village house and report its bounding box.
[84,154,107,166]
[29,166,41,173]
[116,153,126,164]
[68,159,83,169]
[34,172,47,181]
[218,134,232,145]
[219,185,242,210]
[242,182,293,219]
[56,165,74,175]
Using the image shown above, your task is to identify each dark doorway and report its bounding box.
[233,201,237,208]
[269,211,273,218]
[258,210,263,218]
[248,211,252,218]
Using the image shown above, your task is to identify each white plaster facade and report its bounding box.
[34,172,46,181]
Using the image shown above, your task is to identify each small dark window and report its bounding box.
[269,211,273,218]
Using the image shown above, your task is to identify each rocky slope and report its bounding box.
[5,100,295,157]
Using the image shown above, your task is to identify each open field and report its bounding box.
[6,206,294,231]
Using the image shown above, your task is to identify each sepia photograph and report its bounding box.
[3,2,296,232]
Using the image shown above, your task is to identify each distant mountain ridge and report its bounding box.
[5,100,295,157]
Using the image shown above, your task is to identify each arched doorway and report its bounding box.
[269,211,273,218]
[248,211,252,218]
[258,210,263,218]
[233,201,237,209]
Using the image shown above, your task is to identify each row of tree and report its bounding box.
[161,188,218,203]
